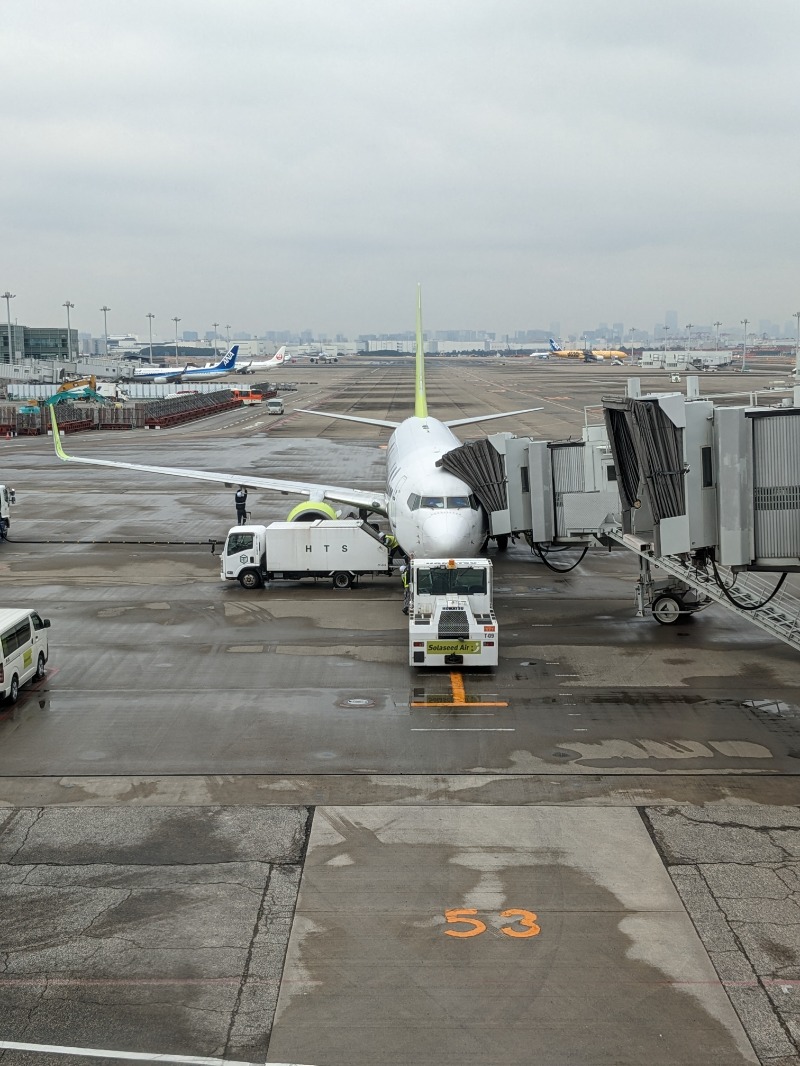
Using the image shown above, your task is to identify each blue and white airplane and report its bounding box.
[529,339,562,359]
[131,345,239,384]
[50,292,541,559]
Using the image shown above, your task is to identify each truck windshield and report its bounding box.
[415,567,487,596]
[226,532,254,554]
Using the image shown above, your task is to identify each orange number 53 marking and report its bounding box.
[499,909,541,938]
[444,908,487,937]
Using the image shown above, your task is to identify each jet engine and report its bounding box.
[286,501,340,522]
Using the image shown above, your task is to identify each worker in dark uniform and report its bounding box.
[235,486,248,524]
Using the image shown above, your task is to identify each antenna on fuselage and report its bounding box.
[414,283,428,418]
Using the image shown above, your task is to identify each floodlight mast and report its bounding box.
[2,292,14,364]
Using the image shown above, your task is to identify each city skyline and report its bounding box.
[4,1,800,338]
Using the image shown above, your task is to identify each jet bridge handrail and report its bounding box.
[602,524,800,652]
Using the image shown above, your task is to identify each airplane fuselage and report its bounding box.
[385,416,486,558]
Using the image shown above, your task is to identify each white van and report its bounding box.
[266,398,284,415]
[0,609,51,703]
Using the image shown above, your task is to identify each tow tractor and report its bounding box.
[408,558,498,667]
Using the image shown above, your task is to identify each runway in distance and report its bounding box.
[50,289,541,558]
[130,345,240,384]
[238,345,292,374]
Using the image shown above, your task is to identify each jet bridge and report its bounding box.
[438,424,620,546]
[438,380,800,652]
[603,382,800,573]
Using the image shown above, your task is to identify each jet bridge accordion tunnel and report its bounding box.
[603,393,800,574]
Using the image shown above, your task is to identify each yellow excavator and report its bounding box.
[56,375,96,392]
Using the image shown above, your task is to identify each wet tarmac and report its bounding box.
[1,360,799,1065]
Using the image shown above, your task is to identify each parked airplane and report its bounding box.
[130,363,188,384]
[529,339,562,359]
[554,345,627,362]
[130,345,240,384]
[238,346,292,374]
[49,291,541,559]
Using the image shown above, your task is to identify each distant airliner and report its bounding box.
[131,345,239,384]
[50,291,541,559]
[238,346,292,374]
[529,339,562,358]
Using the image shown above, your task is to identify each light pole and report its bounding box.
[146,313,155,364]
[212,321,219,358]
[2,291,14,365]
[172,316,181,366]
[662,324,670,353]
[226,324,231,347]
[63,301,74,360]
[685,323,693,351]
[741,318,749,372]
[629,327,636,360]
[793,311,800,377]
[713,321,722,351]
[100,305,110,357]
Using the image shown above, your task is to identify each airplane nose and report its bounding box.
[421,512,480,557]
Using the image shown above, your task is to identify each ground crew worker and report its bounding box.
[235,486,248,524]
[383,532,401,564]
[400,563,411,615]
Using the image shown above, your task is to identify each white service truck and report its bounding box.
[220,519,392,589]
[0,484,16,540]
[408,558,498,667]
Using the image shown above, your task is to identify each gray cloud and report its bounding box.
[3,0,800,339]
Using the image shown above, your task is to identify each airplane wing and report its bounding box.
[295,408,400,429]
[444,407,543,428]
[49,409,389,514]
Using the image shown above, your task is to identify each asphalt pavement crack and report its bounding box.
[3,807,45,865]
[222,863,273,1060]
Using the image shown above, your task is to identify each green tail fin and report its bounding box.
[414,283,428,418]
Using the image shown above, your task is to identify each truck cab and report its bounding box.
[408,558,498,667]
[266,398,284,415]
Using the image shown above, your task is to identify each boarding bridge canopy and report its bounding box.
[437,438,508,516]
[603,397,685,522]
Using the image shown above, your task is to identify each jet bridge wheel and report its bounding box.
[652,594,684,625]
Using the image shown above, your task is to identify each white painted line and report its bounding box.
[0,1040,316,1066]
[530,624,552,627]
[411,728,515,732]
[556,674,580,677]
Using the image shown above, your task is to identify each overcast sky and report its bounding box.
[4,0,800,342]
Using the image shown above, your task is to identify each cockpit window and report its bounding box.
[447,496,471,509]
[421,496,445,509]
[407,493,421,511]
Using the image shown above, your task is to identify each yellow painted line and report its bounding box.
[451,671,466,704]
[410,671,508,708]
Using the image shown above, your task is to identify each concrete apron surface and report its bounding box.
[267,805,757,1066]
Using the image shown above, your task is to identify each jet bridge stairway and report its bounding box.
[601,525,800,653]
